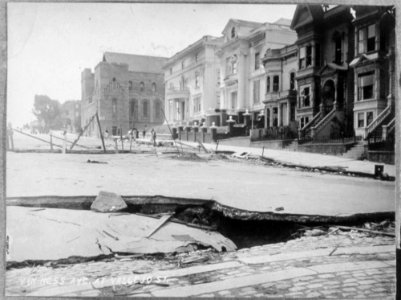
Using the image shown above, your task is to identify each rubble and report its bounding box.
[6,206,237,265]
[90,191,128,213]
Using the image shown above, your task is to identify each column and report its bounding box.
[270,108,273,127]
[264,108,268,129]
[237,49,247,110]
[277,104,282,127]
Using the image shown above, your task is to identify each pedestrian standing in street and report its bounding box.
[142,125,147,139]
[151,128,157,146]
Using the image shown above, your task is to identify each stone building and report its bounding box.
[81,52,167,137]
[61,100,81,133]
[163,36,223,126]
[218,19,297,125]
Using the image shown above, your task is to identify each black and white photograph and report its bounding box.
[2,1,401,298]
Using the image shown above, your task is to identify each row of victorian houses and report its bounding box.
[81,4,395,159]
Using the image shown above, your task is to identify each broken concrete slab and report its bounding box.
[6,206,236,263]
[90,191,127,212]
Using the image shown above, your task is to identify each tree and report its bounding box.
[32,95,63,132]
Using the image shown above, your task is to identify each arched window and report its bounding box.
[140,82,145,92]
[266,76,270,93]
[152,82,157,93]
[290,72,295,90]
[155,99,161,119]
[129,81,133,91]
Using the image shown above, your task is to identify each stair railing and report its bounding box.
[366,103,392,137]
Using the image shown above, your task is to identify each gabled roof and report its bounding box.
[290,4,324,30]
[102,52,168,74]
[222,19,263,35]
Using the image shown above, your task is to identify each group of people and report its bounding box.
[104,125,157,146]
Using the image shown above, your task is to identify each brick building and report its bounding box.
[81,52,167,137]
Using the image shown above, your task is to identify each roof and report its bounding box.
[273,18,292,26]
[102,52,168,74]
[222,19,264,34]
[163,36,222,68]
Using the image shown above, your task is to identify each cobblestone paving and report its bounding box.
[6,230,395,297]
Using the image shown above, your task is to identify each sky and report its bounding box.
[7,3,296,126]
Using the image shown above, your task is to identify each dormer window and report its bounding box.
[358,24,376,54]
[231,27,236,39]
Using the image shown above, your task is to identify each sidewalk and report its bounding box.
[6,228,395,298]
[179,140,396,178]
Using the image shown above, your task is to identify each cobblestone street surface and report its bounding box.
[6,229,395,298]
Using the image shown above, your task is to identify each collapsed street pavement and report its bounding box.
[6,227,395,298]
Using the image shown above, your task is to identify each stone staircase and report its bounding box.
[284,139,298,151]
[342,141,366,160]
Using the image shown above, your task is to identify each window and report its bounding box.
[357,112,364,128]
[231,27,236,39]
[140,82,145,92]
[367,111,374,126]
[193,97,201,113]
[143,100,149,117]
[152,82,156,93]
[290,73,295,90]
[130,99,138,121]
[169,82,174,90]
[301,87,310,107]
[195,53,199,63]
[253,80,260,104]
[217,69,220,86]
[299,47,306,69]
[358,24,376,54]
[358,72,374,100]
[112,98,117,118]
[226,57,232,75]
[155,100,161,119]
[181,61,185,69]
[112,77,116,82]
[254,52,260,70]
[334,33,343,64]
[129,81,133,91]
[112,126,117,136]
[266,76,270,93]
[306,45,312,67]
[195,72,200,88]
[273,76,279,92]
[169,68,173,75]
[231,55,238,74]
[231,92,237,109]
